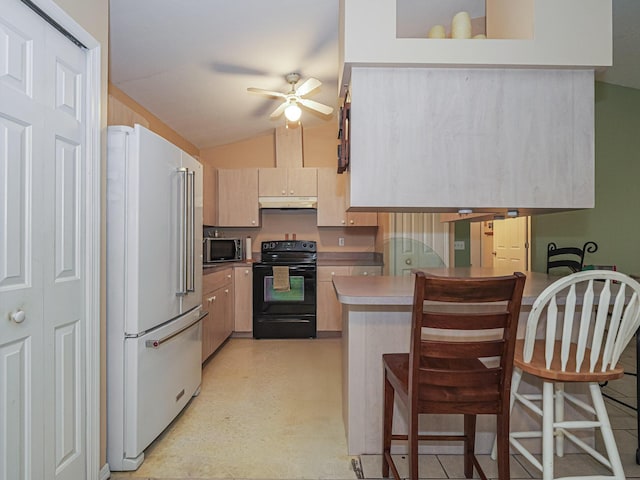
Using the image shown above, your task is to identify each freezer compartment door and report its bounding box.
[123,309,202,461]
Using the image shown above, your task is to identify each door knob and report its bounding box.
[492,251,497,256]
[405,259,412,265]
[10,309,26,324]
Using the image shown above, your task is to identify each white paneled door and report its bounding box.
[493,217,529,271]
[386,213,449,276]
[0,1,89,479]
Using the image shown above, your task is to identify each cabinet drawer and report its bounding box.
[317,266,351,282]
[349,266,382,276]
[203,267,233,293]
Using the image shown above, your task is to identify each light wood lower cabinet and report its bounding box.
[202,267,234,362]
[316,265,382,332]
[233,265,253,333]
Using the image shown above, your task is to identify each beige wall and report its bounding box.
[199,121,338,169]
[108,84,200,157]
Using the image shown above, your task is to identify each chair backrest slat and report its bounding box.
[560,285,577,371]
[523,270,640,374]
[421,340,505,359]
[590,279,612,372]
[601,285,626,371]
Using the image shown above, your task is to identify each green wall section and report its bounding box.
[531,82,640,275]
[454,221,471,267]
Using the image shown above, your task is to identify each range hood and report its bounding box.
[259,196,317,209]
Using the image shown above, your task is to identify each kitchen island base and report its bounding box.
[336,270,596,456]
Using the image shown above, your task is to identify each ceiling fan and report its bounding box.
[247,73,334,122]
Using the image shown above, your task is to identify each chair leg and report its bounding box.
[408,404,419,480]
[382,371,394,478]
[589,383,626,479]
[555,382,565,457]
[542,381,555,480]
[496,412,511,480]
[464,414,476,478]
[491,367,523,460]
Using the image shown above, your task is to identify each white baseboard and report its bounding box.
[99,463,110,480]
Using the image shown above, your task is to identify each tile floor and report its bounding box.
[109,336,640,480]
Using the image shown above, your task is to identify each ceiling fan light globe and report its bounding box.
[284,103,302,122]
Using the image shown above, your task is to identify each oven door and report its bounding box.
[252,263,316,338]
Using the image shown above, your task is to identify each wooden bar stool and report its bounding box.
[382,271,526,480]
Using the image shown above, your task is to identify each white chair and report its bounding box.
[492,270,640,480]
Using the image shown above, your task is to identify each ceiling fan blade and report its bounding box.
[247,87,286,99]
[298,98,334,116]
[269,102,288,119]
[295,77,322,97]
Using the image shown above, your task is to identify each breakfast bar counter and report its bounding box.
[332,267,579,456]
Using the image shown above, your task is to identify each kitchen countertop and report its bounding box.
[318,252,383,267]
[332,267,557,306]
[203,252,383,272]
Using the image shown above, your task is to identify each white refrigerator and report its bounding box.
[106,124,203,471]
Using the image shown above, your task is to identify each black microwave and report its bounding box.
[203,238,243,264]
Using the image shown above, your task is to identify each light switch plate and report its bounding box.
[454,240,465,250]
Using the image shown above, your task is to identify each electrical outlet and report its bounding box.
[338,237,345,247]
[454,240,465,250]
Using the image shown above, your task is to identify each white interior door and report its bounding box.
[493,217,529,271]
[0,1,88,478]
[386,213,449,276]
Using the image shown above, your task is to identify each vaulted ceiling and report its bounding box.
[109,0,639,150]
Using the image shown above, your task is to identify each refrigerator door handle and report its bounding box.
[177,167,188,297]
[144,314,204,349]
[187,170,196,293]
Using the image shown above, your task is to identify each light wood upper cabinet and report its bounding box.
[217,168,259,227]
[259,168,317,197]
[317,168,377,227]
[202,163,217,226]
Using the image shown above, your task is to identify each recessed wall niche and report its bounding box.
[396,0,534,40]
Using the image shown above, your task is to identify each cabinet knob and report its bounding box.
[362,271,368,276]
[281,190,286,195]
[224,289,229,294]
[289,190,294,195]
[10,309,26,324]
[208,296,216,304]
[341,220,346,225]
[331,272,335,276]
[405,258,412,265]
[251,220,256,225]
[349,219,354,225]
[244,269,249,275]
[227,274,232,279]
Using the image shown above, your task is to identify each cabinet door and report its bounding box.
[234,267,253,332]
[288,168,317,196]
[202,163,217,226]
[317,168,347,226]
[258,168,286,196]
[218,169,259,226]
[201,291,213,362]
[346,212,378,227]
[316,267,350,331]
[222,280,234,339]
